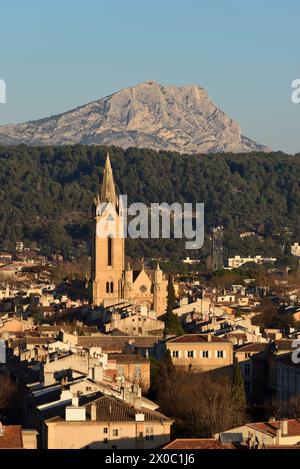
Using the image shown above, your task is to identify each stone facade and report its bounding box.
[91,154,167,315]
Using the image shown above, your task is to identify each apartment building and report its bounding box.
[46,395,172,449]
[166,334,233,378]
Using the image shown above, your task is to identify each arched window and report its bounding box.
[107,236,112,266]
[110,282,114,293]
[106,282,109,293]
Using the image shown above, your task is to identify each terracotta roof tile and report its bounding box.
[108,353,149,364]
[0,425,23,449]
[85,396,172,423]
[163,438,237,449]
[236,340,293,353]
[77,335,159,352]
[167,334,228,344]
[248,419,300,438]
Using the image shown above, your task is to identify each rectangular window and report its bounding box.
[112,429,118,437]
[117,365,125,377]
[172,350,179,358]
[187,351,194,358]
[145,427,154,441]
[202,350,209,358]
[135,365,142,378]
[103,428,108,434]
[103,438,108,444]
[217,350,224,358]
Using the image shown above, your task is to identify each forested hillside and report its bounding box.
[1,144,300,262]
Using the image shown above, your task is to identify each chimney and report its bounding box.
[122,387,130,403]
[65,396,86,422]
[207,333,212,342]
[280,419,288,436]
[276,427,281,445]
[91,403,97,421]
[72,396,79,407]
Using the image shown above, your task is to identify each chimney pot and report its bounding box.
[280,419,288,436]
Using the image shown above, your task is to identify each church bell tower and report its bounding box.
[91,153,125,306]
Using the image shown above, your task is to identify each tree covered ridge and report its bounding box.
[0,144,300,260]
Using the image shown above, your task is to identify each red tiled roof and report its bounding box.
[26,337,52,345]
[162,438,236,449]
[77,335,158,351]
[236,340,293,353]
[0,426,23,449]
[235,343,267,352]
[85,396,172,423]
[248,419,300,438]
[275,339,294,350]
[108,353,149,364]
[167,334,227,344]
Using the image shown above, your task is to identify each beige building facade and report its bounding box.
[166,334,233,379]
[46,395,172,449]
[91,154,167,315]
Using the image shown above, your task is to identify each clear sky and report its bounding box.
[1,0,300,153]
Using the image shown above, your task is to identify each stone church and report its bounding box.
[91,154,167,315]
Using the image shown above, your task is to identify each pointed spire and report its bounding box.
[100,152,117,205]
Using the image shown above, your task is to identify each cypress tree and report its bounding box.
[164,275,184,336]
[232,356,247,416]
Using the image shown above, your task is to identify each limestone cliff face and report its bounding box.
[0,81,269,153]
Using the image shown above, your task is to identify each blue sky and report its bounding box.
[0,0,300,153]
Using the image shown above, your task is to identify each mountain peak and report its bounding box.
[0,82,269,153]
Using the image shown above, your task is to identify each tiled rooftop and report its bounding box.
[0,425,23,449]
[248,419,300,438]
[167,334,228,344]
[85,396,172,423]
[163,438,236,449]
[108,353,149,364]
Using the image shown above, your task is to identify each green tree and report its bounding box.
[148,350,175,399]
[164,275,184,336]
[232,356,246,415]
